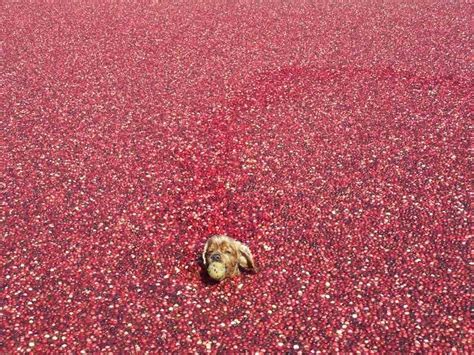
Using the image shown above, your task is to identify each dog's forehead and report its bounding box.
[208,236,236,250]
[210,235,230,245]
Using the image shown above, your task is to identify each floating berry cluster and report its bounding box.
[2,1,470,353]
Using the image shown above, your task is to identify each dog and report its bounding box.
[202,235,256,279]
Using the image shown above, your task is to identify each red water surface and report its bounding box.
[2,1,471,353]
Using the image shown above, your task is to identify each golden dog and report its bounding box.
[202,235,256,279]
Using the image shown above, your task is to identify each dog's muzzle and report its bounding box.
[210,253,221,262]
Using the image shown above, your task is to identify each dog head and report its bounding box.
[202,235,256,278]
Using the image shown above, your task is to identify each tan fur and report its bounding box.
[202,235,256,279]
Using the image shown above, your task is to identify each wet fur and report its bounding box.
[202,235,256,279]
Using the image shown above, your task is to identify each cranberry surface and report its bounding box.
[2,1,470,352]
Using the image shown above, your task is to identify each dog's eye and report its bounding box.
[225,250,232,255]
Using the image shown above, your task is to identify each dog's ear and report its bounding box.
[237,242,256,272]
[202,239,211,266]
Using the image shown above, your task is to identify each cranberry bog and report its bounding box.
[2,1,471,353]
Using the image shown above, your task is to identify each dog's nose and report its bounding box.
[211,253,221,262]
